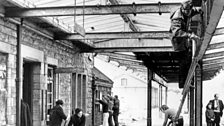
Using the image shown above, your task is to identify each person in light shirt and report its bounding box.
[207,94,224,126]
[160,105,183,126]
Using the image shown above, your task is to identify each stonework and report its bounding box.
[0,16,94,126]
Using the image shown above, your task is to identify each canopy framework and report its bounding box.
[3,0,224,83]
[2,1,224,126]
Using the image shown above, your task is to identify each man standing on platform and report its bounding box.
[112,95,120,126]
[208,94,224,126]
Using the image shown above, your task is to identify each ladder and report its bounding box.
[172,58,198,126]
[172,0,224,125]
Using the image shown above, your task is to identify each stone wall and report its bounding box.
[0,16,17,126]
[0,16,94,126]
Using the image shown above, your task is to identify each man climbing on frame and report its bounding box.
[169,0,203,88]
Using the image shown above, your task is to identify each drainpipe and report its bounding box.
[16,20,23,126]
[147,68,152,126]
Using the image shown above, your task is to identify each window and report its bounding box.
[72,73,87,112]
[46,66,55,122]
[152,87,158,108]
[95,90,102,112]
[121,78,127,86]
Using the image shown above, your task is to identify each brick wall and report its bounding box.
[0,16,94,126]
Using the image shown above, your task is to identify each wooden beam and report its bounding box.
[182,0,224,95]
[123,64,146,69]
[214,27,224,36]
[156,69,179,73]
[109,57,144,66]
[132,68,147,73]
[91,47,173,53]
[55,31,170,40]
[88,38,173,52]
[3,5,85,36]
[203,57,224,65]
[203,62,224,70]
[203,66,221,72]
[203,51,224,59]
[5,3,180,17]
[94,38,172,48]
[156,66,179,70]
[99,53,137,60]
[207,42,224,50]
[153,73,167,85]
[203,70,219,74]
[109,56,143,64]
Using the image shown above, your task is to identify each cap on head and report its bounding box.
[181,0,193,10]
[75,108,82,114]
[56,99,64,105]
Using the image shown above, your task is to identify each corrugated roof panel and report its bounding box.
[132,14,170,31]
[16,0,183,33]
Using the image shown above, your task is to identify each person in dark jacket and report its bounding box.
[107,94,114,126]
[112,95,120,126]
[206,102,215,126]
[68,108,86,126]
[96,94,110,126]
[169,0,202,88]
[207,94,224,126]
[49,100,67,126]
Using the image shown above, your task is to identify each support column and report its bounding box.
[92,76,96,126]
[16,22,22,126]
[147,68,152,126]
[189,80,195,126]
[195,61,202,126]
[165,86,168,105]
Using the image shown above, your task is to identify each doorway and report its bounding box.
[22,62,34,118]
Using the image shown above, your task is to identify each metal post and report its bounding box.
[92,77,96,126]
[147,68,152,126]
[16,21,23,126]
[195,61,202,126]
